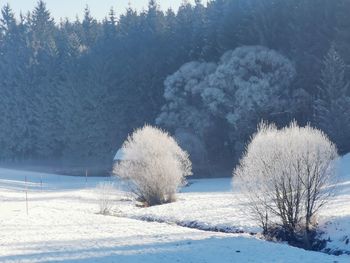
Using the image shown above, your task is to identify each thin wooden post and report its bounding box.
[25,176,28,215]
[85,169,88,187]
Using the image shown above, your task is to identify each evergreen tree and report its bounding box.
[335,0,350,66]
[314,46,350,153]
[80,6,99,48]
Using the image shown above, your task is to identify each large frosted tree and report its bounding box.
[156,61,217,136]
[156,62,218,170]
[202,46,296,157]
[157,46,298,166]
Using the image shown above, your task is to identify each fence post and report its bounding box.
[85,169,88,187]
[25,176,28,215]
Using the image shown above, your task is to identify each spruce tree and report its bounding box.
[314,46,350,153]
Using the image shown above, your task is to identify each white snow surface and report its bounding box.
[1,157,350,262]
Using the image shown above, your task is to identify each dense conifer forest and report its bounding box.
[1,0,350,175]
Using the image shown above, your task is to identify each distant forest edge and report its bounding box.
[1,0,350,177]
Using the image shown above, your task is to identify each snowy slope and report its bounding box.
[0,167,349,262]
[118,155,350,255]
[318,153,350,254]
[120,185,259,233]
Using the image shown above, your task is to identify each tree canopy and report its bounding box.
[0,0,350,173]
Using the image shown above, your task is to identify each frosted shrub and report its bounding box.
[113,125,192,206]
[96,182,116,215]
[233,121,338,246]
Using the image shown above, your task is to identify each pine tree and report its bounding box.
[314,46,350,153]
[335,0,350,65]
[28,1,61,158]
[0,4,33,159]
[81,6,98,48]
[102,8,116,40]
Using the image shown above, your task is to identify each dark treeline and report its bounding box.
[1,0,350,175]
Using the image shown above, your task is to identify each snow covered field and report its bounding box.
[1,165,350,262]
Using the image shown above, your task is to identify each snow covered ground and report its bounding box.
[1,164,350,262]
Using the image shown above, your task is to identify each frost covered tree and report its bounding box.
[314,46,350,154]
[202,46,296,156]
[113,125,192,206]
[233,122,338,246]
[156,61,219,171]
[157,46,297,167]
[203,46,296,118]
[156,61,217,137]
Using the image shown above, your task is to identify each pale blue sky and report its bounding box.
[2,0,195,21]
